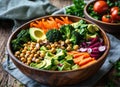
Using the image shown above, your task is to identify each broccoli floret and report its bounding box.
[60,24,74,39]
[54,49,67,60]
[46,29,62,42]
[70,31,81,45]
[11,29,30,51]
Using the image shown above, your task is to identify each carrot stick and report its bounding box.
[80,60,97,68]
[73,56,84,64]
[79,58,95,66]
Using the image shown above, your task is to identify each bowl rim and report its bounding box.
[7,14,110,73]
[84,0,120,25]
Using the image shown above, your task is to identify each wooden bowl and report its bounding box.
[84,1,120,34]
[7,14,110,86]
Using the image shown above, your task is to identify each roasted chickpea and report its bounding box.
[35,59,40,63]
[46,45,51,49]
[50,48,56,53]
[51,44,55,48]
[73,45,79,50]
[21,57,26,62]
[34,54,38,58]
[66,45,72,51]
[65,39,70,44]
[40,51,45,58]
[15,51,20,56]
[20,53,25,57]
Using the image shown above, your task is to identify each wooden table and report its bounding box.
[0,0,119,87]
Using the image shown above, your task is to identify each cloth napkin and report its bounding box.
[1,0,120,87]
[0,0,58,31]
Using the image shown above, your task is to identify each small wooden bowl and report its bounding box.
[84,1,120,34]
[7,14,110,86]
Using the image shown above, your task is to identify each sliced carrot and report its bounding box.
[73,56,84,64]
[79,58,95,66]
[55,18,65,25]
[30,16,73,33]
[80,60,97,68]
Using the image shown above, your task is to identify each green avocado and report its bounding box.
[29,27,46,41]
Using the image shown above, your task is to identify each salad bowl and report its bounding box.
[84,0,120,34]
[7,14,110,86]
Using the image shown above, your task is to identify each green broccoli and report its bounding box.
[11,29,30,51]
[70,31,81,45]
[54,48,67,60]
[60,24,74,39]
[46,29,62,42]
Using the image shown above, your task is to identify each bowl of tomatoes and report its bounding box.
[84,0,120,33]
[7,14,110,86]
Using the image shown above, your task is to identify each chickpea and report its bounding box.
[22,49,26,53]
[66,46,72,51]
[21,57,26,62]
[31,50,36,53]
[24,46,28,50]
[61,46,65,50]
[51,44,55,48]
[26,51,31,55]
[29,47,34,50]
[37,39,42,43]
[46,45,51,49]
[27,41,31,45]
[37,51,40,55]
[27,60,31,65]
[60,41,65,46]
[35,59,40,63]
[73,45,79,50]
[34,54,38,58]
[25,54,29,58]
[15,51,20,55]
[23,43,27,47]
[50,48,56,53]
[27,57,32,62]
[40,51,45,58]
[20,53,25,57]
[54,42,58,47]
[65,39,70,44]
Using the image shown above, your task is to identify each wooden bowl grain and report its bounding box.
[84,1,120,34]
[7,14,110,86]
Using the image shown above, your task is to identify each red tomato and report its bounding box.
[102,15,113,23]
[93,1,109,14]
[110,7,119,13]
[111,8,120,20]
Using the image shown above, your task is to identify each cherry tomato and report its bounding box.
[110,7,119,13]
[102,15,113,23]
[93,1,109,14]
[111,8,120,20]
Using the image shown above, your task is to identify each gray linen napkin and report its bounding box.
[3,33,120,87]
[0,0,58,31]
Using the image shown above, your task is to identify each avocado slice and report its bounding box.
[86,33,97,40]
[30,61,46,69]
[87,24,99,33]
[72,64,80,70]
[29,27,46,41]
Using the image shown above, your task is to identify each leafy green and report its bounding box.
[60,24,74,40]
[46,29,62,42]
[70,31,81,44]
[11,29,30,51]
[66,0,86,17]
